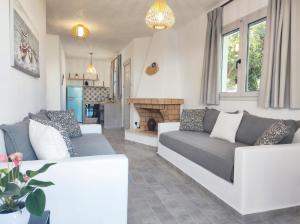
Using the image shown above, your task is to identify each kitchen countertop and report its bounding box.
[84,101,115,104]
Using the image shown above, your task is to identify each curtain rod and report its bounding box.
[220,0,234,8]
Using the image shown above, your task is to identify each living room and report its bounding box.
[0,0,300,223]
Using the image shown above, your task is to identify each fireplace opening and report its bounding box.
[128,98,184,131]
[147,118,157,131]
[126,98,184,147]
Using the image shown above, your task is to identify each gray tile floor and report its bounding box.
[103,129,300,224]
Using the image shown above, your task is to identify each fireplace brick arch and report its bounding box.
[128,98,184,131]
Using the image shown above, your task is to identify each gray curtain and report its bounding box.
[200,7,223,105]
[259,0,300,109]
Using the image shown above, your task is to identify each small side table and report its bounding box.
[28,211,50,224]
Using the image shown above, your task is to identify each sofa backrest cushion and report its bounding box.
[281,120,300,144]
[203,108,239,134]
[203,109,220,133]
[293,129,300,143]
[236,111,299,145]
[0,119,38,160]
[29,110,50,121]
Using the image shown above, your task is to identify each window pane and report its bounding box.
[246,19,266,92]
[221,30,240,93]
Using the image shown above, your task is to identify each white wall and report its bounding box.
[134,31,182,98]
[46,35,64,110]
[0,0,47,124]
[177,13,207,109]
[66,57,111,87]
[60,45,66,110]
[121,38,149,128]
[121,31,183,128]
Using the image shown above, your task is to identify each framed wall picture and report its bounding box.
[10,0,40,78]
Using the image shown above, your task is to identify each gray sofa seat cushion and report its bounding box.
[0,119,37,161]
[71,134,115,157]
[159,131,247,182]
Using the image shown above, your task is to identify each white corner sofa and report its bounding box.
[0,124,128,224]
[158,122,300,215]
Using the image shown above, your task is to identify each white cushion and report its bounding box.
[293,130,300,143]
[29,120,70,160]
[0,130,6,155]
[210,112,243,143]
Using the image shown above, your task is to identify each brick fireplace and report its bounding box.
[128,98,184,131]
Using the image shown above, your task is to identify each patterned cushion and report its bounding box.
[179,109,206,132]
[47,110,82,138]
[31,117,74,154]
[255,120,291,145]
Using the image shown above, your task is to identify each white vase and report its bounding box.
[0,207,30,224]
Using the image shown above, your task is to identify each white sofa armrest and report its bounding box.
[158,122,180,136]
[16,155,128,224]
[80,124,102,134]
[234,143,300,214]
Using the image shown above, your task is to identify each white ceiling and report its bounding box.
[46,0,222,59]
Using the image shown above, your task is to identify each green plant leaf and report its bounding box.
[0,168,9,175]
[25,189,46,216]
[3,183,20,197]
[26,163,56,178]
[12,185,36,200]
[0,167,24,186]
[28,179,54,188]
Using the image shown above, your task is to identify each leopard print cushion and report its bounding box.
[47,110,82,138]
[180,109,206,132]
[31,117,74,155]
[255,120,291,145]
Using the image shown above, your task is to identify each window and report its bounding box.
[246,19,267,92]
[221,9,267,98]
[221,29,240,93]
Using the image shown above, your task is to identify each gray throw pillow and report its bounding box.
[31,117,74,154]
[29,110,50,121]
[255,120,290,145]
[47,110,82,138]
[203,108,238,134]
[236,111,299,145]
[179,109,206,132]
[0,119,38,161]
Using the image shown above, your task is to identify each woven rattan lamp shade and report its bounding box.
[145,0,175,30]
[71,24,90,39]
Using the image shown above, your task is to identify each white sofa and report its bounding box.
[0,124,128,224]
[158,122,300,215]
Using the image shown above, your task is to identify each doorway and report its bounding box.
[123,59,131,129]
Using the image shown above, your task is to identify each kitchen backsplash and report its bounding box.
[83,86,110,102]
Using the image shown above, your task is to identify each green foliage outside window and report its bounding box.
[223,19,266,92]
[247,21,266,91]
[225,32,239,91]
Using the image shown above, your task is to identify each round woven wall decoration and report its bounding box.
[146,62,159,76]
